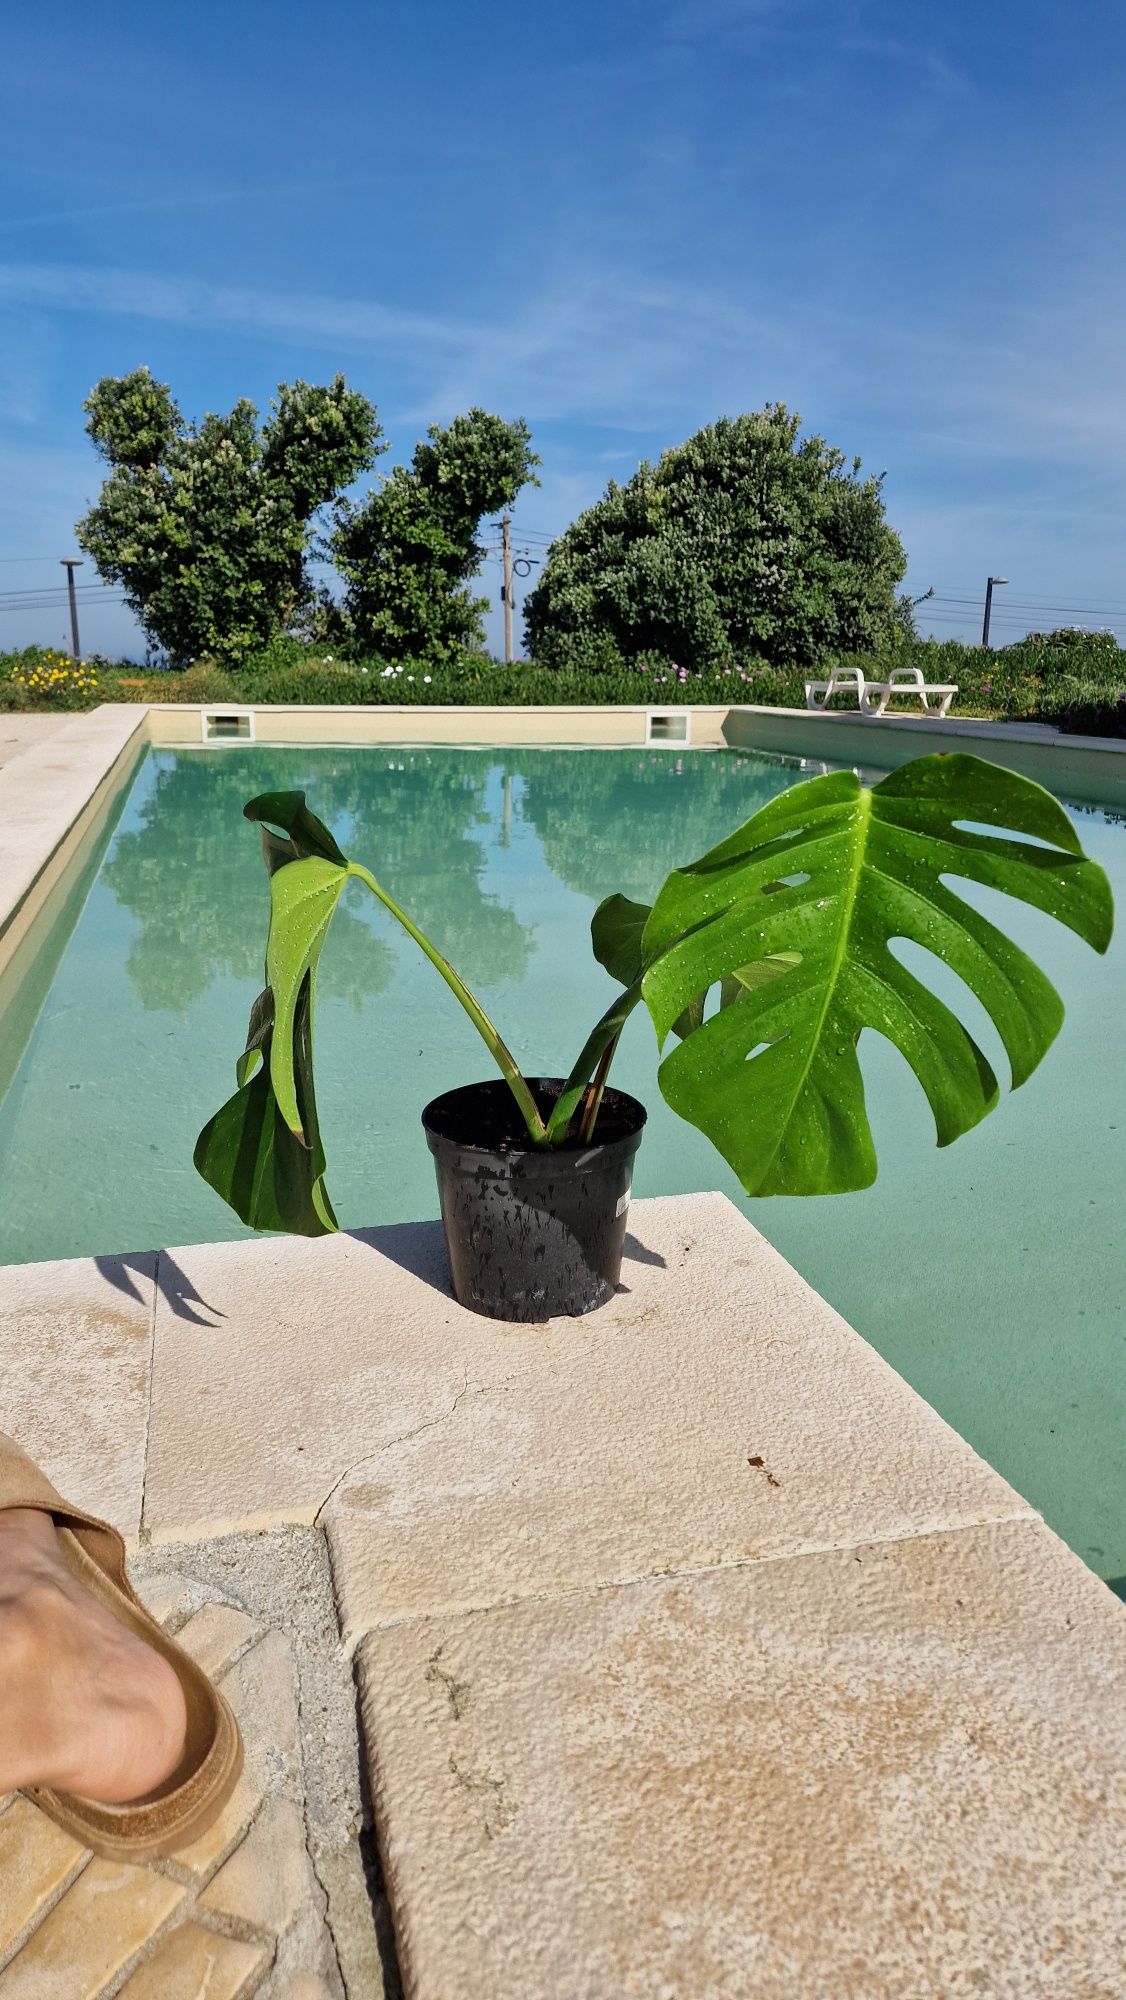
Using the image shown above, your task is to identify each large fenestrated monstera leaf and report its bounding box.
[193,792,348,1236]
[638,753,1113,1197]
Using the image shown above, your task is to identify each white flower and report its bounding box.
[423,674,432,683]
[381,666,394,678]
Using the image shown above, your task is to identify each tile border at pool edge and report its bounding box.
[139,694,1126,813]
[143,702,734,749]
[723,702,1126,807]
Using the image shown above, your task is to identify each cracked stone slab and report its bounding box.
[200,1795,320,1936]
[323,1193,1031,1638]
[0,1252,156,1538]
[356,1517,1126,2000]
[144,1199,1028,1634]
[143,1224,471,1540]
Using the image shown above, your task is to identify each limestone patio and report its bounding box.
[1,1191,1124,1997]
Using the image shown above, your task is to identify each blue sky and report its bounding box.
[1,0,1124,659]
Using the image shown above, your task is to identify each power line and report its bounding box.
[929,581,1126,611]
[0,590,126,609]
[931,599,1126,621]
[0,595,127,616]
[0,578,123,597]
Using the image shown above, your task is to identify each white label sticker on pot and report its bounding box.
[615,1187,631,1218]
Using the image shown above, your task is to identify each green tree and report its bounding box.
[332,409,539,660]
[102,747,532,1012]
[524,405,908,672]
[518,747,792,907]
[77,369,381,666]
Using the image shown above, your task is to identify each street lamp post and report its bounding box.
[981,575,1008,648]
[60,558,84,659]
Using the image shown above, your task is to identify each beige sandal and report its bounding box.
[1,1431,243,1863]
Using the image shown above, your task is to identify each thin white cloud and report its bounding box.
[5,250,1126,474]
[0,176,384,237]
[0,263,469,355]
[836,31,972,97]
[0,258,825,432]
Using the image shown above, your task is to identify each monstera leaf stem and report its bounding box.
[546,979,645,1142]
[347,862,549,1144]
[577,1030,623,1143]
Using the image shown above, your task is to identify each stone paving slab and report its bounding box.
[0,1858,188,2000]
[0,1798,89,1960]
[6,1191,1124,1993]
[0,705,146,943]
[357,1516,1126,2000]
[144,1198,1031,1643]
[0,714,72,774]
[143,1223,469,1541]
[115,1921,270,1999]
[200,1796,322,1936]
[0,1252,156,1537]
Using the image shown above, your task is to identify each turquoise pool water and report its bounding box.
[0,744,1123,1589]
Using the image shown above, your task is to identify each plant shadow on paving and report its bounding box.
[94,1248,227,1328]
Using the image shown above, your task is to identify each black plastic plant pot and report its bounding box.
[421,1077,647,1322]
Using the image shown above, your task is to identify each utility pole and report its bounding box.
[981,574,1008,648]
[60,558,83,659]
[500,514,514,665]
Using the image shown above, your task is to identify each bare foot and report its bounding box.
[0,1508,187,1803]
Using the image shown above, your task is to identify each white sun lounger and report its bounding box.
[804,665,866,710]
[804,664,957,719]
[860,665,958,718]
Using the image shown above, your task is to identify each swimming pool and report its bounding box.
[0,742,1123,1591]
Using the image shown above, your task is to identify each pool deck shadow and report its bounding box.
[340,1219,670,1299]
[342,1219,454,1299]
[94,1248,229,1328]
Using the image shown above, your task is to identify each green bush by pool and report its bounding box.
[2,629,1124,735]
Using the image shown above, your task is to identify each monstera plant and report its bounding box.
[195,753,1112,1320]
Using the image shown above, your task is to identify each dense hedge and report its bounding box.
[2,629,1124,737]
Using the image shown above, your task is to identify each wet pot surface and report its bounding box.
[422,1078,647,1321]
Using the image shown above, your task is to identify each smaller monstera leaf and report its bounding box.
[263,852,349,1140]
[195,792,351,1234]
[591,893,651,988]
[194,978,338,1235]
[639,753,1113,1198]
[244,791,347,868]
